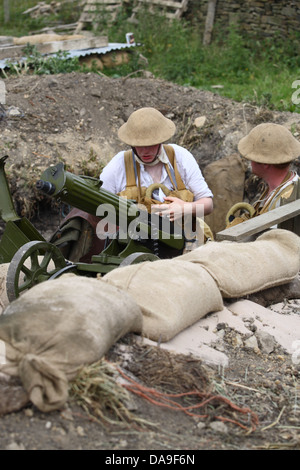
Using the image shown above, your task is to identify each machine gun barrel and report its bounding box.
[37,162,185,250]
[37,162,135,219]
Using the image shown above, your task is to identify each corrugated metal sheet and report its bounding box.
[0,42,138,70]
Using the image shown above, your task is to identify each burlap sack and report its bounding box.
[203,153,247,235]
[103,260,223,342]
[178,229,300,298]
[0,276,142,412]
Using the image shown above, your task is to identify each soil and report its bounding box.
[0,72,300,452]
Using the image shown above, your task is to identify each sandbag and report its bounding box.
[103,259,223,342]
[203,153,247,235]
[0,276,142,412]
[177,229,300,298]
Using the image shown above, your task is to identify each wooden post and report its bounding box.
[203,0,217,45]
[4,0,10,23]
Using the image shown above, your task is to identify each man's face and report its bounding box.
[251,161,267,178]
[134,144,161,164]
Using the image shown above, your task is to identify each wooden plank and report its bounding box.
[174,0,189,18]
[31,23,79,34]
[77,0,188,29]
[135,0,186,8]
[0,37,108,60]
[83,0,122,4]
[82,5,120,13]
[216,199,300,242]
[129,0,189,22]
[0,36,14,46]
[76,0,122,30]
[81,0,122,12]
[85,0,122,4]
[279,179,300,235]
[22,4,42,15]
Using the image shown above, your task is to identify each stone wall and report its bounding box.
[186,0,300,39]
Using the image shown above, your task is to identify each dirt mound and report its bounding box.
[1,72,300,221]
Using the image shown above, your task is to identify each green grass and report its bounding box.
[105,10,300,113]
[1,3,299,113]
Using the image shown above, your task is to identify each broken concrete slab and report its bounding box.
[138,321,229,368]
[227,299,300,353]
[137,299,300,367]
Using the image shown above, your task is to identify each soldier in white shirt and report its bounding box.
[100,107,213,222]
[51,108,214,261]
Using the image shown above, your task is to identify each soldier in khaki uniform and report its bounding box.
[238,123,300,215]
[227,123,300,228]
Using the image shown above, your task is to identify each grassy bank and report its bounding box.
[1,2,299,113]
[107,12,300,114]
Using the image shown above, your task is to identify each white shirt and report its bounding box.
[99,144,213,201]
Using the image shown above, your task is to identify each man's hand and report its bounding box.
[152,196,213,222]
[152,196,192,222]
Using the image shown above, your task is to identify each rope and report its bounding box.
[116,366,259,432]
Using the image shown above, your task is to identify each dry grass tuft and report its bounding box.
[123,343,213,395]
[68,359,156,429]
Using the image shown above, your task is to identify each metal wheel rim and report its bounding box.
[6,240,67,302]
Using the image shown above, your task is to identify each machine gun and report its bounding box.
[0,157,187,301]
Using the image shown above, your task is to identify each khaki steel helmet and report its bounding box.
[238,123,300,164]
[118,107,176,146]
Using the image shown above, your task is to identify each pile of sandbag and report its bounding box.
[103,229,300,340]
[176,229,300,298]
[0,228,299,414]
[0,276,142,412]
[103,259,223,342]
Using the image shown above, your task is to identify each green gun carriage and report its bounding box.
[0,155,187,302]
